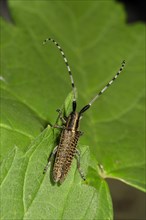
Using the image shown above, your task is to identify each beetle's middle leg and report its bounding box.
[75,149,86,181]
[43,145,58,174]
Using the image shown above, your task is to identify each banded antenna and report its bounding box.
[79,60,126,115]
[43,38,77,112]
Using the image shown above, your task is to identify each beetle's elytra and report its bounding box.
[43,38,125,184]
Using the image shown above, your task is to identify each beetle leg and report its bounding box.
[51,109,66,129]
[43,145,58,174]
[52,124,65,129]
[78,131,84,136]
[56,108,67,124]
[75,149,86,181]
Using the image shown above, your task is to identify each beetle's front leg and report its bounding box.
[51,109,67,129]
[56,108,67,124]
[52,124,65,129]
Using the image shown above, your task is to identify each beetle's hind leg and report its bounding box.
[75,149,86,181]
[43,145,58,174]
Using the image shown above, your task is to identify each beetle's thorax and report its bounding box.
[66,112,79,131]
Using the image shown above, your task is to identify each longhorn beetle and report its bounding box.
[43,38,125,184]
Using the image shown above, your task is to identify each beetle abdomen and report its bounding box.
[53,129,81,183]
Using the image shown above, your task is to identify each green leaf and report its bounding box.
[0,127,112,219]
[1,0,145,219]
[0,87,45,160]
